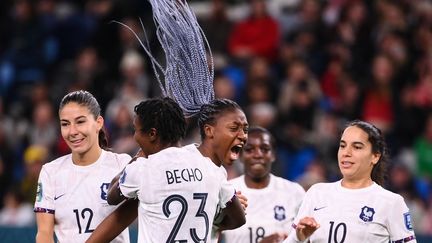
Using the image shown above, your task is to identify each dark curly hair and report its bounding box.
[197,98,242,140]
[134,97,186,145]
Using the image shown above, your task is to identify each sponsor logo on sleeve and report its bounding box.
[359,206,375,222]
[404,212,413,230]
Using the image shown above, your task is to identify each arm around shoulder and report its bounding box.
[107,173,126,205]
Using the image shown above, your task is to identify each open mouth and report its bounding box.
[229,144,243,161]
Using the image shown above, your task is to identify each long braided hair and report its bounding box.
[114,0,214,117]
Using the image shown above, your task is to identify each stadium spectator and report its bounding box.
[0,188,34,227]
[228,0,280,62]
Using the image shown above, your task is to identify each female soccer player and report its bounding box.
[221,127,305,243]
[87,0,248,241]
[106,98,247,242]
[34,90,131,243]
[86,98,248,242]
[284,120,417,243]
[86,96,188,242]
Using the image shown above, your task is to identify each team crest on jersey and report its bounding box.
[359,206,375,222]
[100,183,110,200]
[404,212,413,230]
[36,182,43,202]
[274,206,286,221]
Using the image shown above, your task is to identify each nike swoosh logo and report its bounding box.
[314,206,327,211]
[54,194,65,200]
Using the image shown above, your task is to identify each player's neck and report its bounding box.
[245,175,270,189]
[72,146,102,166]
[158,141,181,152]
[197,143,221,167]
[341,177,373,189]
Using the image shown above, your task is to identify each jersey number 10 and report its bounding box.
[328,221,347,243]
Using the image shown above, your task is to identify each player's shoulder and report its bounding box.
[146,145,202,168]
[228,175,245,186]
[306,181,335,194]
[373,183,405,202]
[271,174,306,194]
[182,143,199,153]
[102,150,132,166]
[42,153,72,171]
[149,146,192,161]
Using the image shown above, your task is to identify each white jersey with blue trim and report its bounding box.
[284,180,417,243]
[119,144,236,243]
[222,174,305,243]
[34,150,131,243]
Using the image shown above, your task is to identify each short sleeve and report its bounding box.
[119,159,145,199]
[34,166,55,214]
[387,196,417,242]
[293,183,306,215]
[283,186,315,243]
[292,185,315,225]
[218,175,236,209]
[117,153,133,168]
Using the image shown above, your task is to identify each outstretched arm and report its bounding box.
[86,199,139,243]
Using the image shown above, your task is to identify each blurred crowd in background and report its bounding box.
[1,0,432,235]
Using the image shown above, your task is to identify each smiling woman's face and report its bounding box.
[338,126,380,182]
[241,131,275,181]
[59,102,103,156]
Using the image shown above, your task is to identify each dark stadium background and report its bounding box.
[1,0,432,242]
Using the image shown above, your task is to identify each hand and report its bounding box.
[259,232,288,243]
[295,217,320,241]
[236,190,248,212]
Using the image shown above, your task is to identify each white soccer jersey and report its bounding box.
[34,150,131,243]
[222,174,305,243]
[119,144,236,243]
[284,180,417,243]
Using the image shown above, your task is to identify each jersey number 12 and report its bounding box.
[73,208,94,234]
